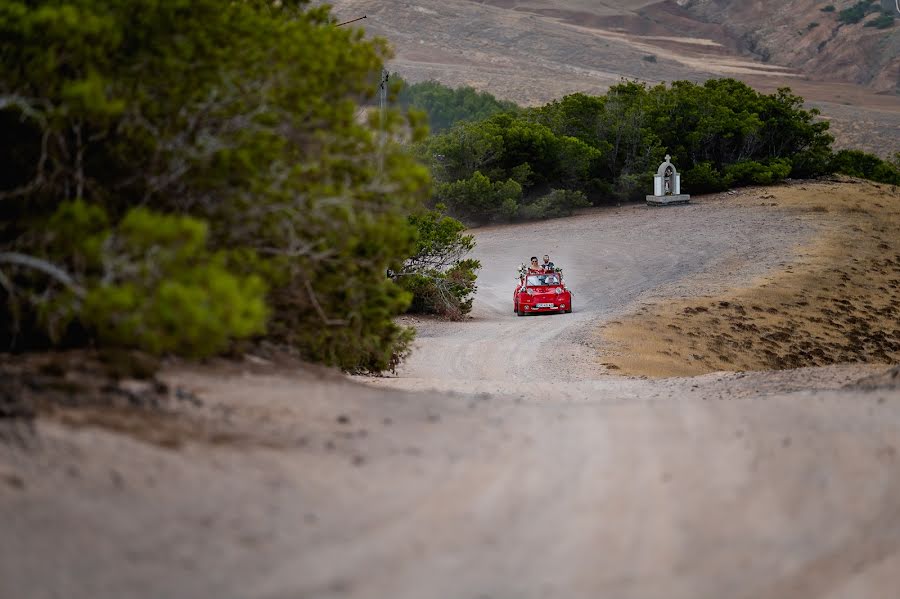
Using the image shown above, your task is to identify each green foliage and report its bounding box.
[865,13,895,28]
[683,162,731,194]
[418,78,835,223]
[406,206,476,270]
[1,1,429,372]
[831,150,900,184]
[723,159,792,186]
[395,78,518,133]
[434,172,522,224]
[41,204,269,357]
[838,1,876,24]
[821,5,836,12]
[398,207,480,318]
[517,189,590,220]
[613,172,654,202]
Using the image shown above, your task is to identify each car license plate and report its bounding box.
[536,303,555,308]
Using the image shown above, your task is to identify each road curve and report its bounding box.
[3,195,900,599]
[377,198,811,391]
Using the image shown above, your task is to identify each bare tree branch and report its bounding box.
[0,252,85,297]
[303,279,347,326]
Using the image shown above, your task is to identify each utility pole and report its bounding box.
[334,14,387,175]
[378,69,389,175]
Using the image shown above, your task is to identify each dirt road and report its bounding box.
[367,193,812,394]
[2,192,900,599]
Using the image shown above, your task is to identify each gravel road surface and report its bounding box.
[2,194,899,599]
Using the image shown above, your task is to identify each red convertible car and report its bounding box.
[513,270,572,316]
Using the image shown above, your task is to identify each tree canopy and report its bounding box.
[0,0,435,371]
[395,78,519,134]
[415,78,848,223]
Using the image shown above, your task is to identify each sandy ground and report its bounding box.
[2,181,900,599]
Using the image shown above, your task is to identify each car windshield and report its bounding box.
[526,274,559,286]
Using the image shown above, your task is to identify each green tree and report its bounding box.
[0,0,429,372]
[396,78,518,133]
[398,206,480,318]
[831,150,900,184]
[434,172,522,224]
[416,78,840,223]
[838,1,876,24]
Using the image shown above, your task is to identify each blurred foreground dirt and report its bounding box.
[3,178,900,599]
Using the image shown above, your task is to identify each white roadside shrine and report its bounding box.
[646,154,690,206]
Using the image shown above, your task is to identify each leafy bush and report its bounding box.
[434,172,522,224]
[723,159,792,186]
[397,207,480,318]
[27,202,268,357]
[396,78,518,133]
[865,14,895,28]
[0,1,428,372]
[418,79,835,223]
[399,259,480,319]
[517,189,590,220]
[683,162,731,193]
[838,1,876,24]
[821,5,835,12]
[831,150,900,184]
[614,172,656,202]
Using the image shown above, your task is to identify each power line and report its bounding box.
[336,15,366,27]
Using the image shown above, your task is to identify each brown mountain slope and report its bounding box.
[328,0,899,155]
[678,0,900,94]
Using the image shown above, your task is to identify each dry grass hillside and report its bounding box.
[328,0,900,155]
[680,0,900,94]
[599,178,900,377]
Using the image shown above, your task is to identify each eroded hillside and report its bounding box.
[680,0,900,94]
[328,0,900,155]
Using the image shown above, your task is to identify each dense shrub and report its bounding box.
[0,1,429,372]
[397,207,480,318]
[396,78,519,133]
[838,1,876,24]
[683,162,731,193]
[517,189,590,220]
[434,172,522,224]
[76,207,268,357]
[418,79,835,223]
[831,150,900,184]
[4,200,268,357]
[865,14,895,28]
[723,159,792,186]
[613,172,656,202]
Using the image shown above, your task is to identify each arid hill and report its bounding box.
[329,0,900,155]
[679,0,900,94]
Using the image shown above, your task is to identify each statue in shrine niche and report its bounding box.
[663,165,674,195]
[646,154,690,206]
